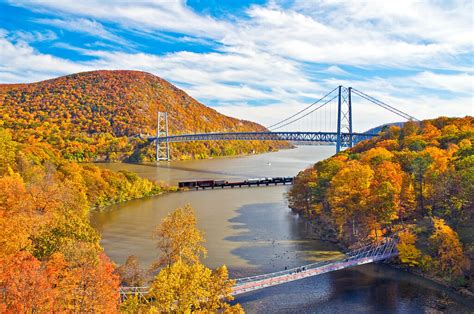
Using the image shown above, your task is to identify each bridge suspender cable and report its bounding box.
[267,86,339,130]
[270,94,339,131]
[351,88,420,121]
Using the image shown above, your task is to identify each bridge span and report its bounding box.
[148,131,377,145]
[150,86,418,160]
[120,236,398,299]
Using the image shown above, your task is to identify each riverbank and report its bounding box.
[90,187,178,212]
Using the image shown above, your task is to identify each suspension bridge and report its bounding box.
[120,236,398,299]
[150,86,419,160]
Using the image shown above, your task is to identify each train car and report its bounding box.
[178,181,197,188]
[273,177,284,183]
[179,179,224,189]
[196,180,215,188]
[244,178,260,183]
[214,180,227,187]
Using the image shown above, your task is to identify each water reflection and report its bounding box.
[225,202,343,275]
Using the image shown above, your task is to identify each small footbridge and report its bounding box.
[120,236,398,298]
[232,236,398,295]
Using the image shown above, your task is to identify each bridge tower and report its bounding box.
[336,86,353,153]
[156,111,170,161]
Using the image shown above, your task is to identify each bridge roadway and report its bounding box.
[120,237,398,298]
[148,131,377,145]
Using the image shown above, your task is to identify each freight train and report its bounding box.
[178,177,293,189]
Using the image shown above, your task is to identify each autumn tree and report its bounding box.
[410,154,433,214]
[146,205,241,312]
[0,132,127,312]
[152,204,207,268]
[0,249,119,313]
[396,230,421,267]
[0,251,56,312]
[149,260,238,312]
[366,161,403,238]
[46,244,120,312]
[0,174,37,258]
[328,160,373,238]
[399,173,416,219]
[429,218,465,276]
[0,128,16,175]
[287,168,318,216]
[117,255,144,287]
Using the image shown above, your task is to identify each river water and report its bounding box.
[91,146,473,313]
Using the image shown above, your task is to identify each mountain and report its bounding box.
[0,70,286,161]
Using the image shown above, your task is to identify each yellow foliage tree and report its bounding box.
[149,259,238,312]
[360,147,394,165]
[328,161,373,237]
[429,218,464,276]
[396,230,421,267]
[0,128,16,175]
[145,205,241,312]
[152,204,207,267]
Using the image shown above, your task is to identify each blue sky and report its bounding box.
[0,0,472,130]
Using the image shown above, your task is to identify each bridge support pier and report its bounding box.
[336,86,353,153]
[336,86,342,152]
[156,111,170,161]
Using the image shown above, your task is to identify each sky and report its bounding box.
[0,0,473,131]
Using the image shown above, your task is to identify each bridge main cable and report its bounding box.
[351,88,419,121]
[267,87,339,130]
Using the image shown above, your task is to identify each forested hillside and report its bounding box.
[288,117,473,292]
[0,70,286,161]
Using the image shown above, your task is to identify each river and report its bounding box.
[91,146,473,313]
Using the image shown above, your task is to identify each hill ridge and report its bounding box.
[0,70,284,161]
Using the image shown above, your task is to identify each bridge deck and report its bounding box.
[148,131,377,144]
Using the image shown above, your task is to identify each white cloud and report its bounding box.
[10,0,230,39]
[35,18,129,45]
[224,2,472,69]
[0,31,88,83]
[1,0,473,131]
[323,66,350,76]
[11,29,57,42]
[407,71,474,95]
